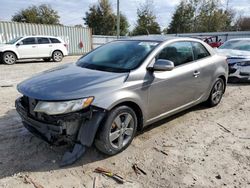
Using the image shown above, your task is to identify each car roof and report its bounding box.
[22,35,60,38]
[120,35,201,43]
[227,38,250,41]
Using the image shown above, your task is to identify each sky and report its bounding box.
[0,0,249,30]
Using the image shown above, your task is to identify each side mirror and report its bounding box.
[16,41,23,46]
[149,59,175,71]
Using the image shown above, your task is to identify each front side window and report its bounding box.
[77,40,159,72]
[157,42,194,66]
[192,42,210,60]
[21,37,36,45]
[219,40,250,52]
[37,37,50,44]
[6,37,23,44]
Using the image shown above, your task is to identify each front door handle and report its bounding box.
[32,46,36,48]
[193,71,200,77]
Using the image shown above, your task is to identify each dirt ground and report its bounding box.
[0,56,249,188]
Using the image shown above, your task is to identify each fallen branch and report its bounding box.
[94,167,124,184]
[0,84,13,88]
[153,147,168,156]
[22,175,44,188]
[132,164,147,175]
[217,123,231,133]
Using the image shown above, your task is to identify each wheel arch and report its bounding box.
[2,50,19,59]
[52,49,64,56]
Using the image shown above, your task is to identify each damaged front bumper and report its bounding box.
[15,96,107,166]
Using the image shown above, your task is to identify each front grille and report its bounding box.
[21,96,44,121]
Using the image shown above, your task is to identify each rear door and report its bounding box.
[16,37,38,59]
[37,37,52,57]
[147,41,202,120]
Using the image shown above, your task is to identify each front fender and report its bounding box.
[93,89,148,122]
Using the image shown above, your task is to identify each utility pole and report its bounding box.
[117,0,120,39]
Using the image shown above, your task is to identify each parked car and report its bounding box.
[203,36,223,48]
[15,36,228,166]
[0,35,68,65]
[217,38,250,82]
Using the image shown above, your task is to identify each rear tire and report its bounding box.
[95,106,137,155]
[52,51,63,62]
[2,52,16,65]
[206,78,225,107]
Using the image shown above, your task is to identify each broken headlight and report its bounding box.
[34,97,94,115]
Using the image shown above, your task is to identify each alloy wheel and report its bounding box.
[4,53,16,64]
[53,51,63,62]
[109,112,135,149]
[211,80,224,104]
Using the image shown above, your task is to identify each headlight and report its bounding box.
[237,61,250,66]
[34,97,94,115]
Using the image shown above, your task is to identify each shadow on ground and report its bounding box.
[0,101,225,179]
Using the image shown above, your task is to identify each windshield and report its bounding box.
[219,40,250,51]
[76,40,159,72]
[5,37,23,44]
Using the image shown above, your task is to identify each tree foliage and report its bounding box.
[167,0,195,34]
[84,0,129,36]
[236,17,250,31]
[132,0,161,36]
[12,4,60,25]
[167,0,235,33]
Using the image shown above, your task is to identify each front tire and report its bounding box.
[95,106,137,155]
[52,50,63,62]
[2,52,16,65]
[207,78,225,107]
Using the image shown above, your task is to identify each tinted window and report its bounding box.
[157,42,194,66]
[77,41,159,72]
[50,38,61,43]
[219,40,250,51]
[37,37,50,44]
[21,37,36,45]
[192,42,210,60]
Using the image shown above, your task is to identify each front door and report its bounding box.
[147,41,201,120]
[16,37,38,59]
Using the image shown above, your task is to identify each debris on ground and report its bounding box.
[94,167,125,184]
[216,123,231,133]
[215,174,222,179]
[0,85,13,88]
[21,175,44,188]
[132,164,147,175]
[153,147,168,156]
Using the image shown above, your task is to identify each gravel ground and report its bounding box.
[0,56,249,188]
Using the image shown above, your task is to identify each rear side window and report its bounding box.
[50,38,61,43]
[157,42,194,66]
[37,37,50,44]
[192,42,210,60]
[21,37,36,45]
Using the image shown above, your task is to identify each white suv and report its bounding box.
[0,36,68,65]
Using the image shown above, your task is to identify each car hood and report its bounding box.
[17,63,129,101]
[0,44,11,50]
[217,49,250,58]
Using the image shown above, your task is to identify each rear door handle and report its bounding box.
[32,46,36,48]
[49,45,52,47]
[193,71,200,77]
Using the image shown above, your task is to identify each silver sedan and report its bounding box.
[16,36,228,165]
